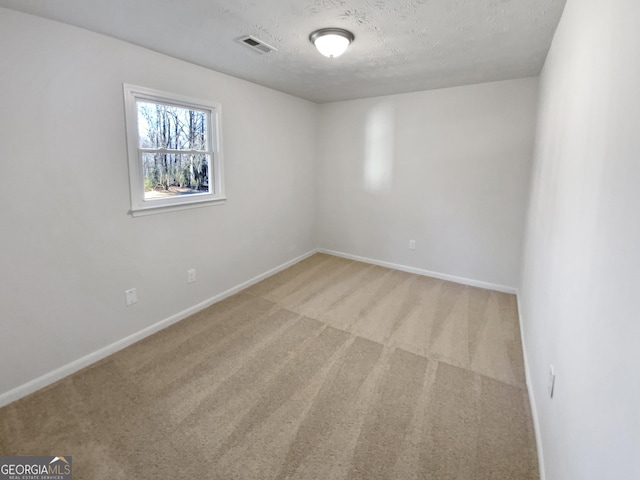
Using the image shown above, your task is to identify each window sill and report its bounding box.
[130,197,227,217]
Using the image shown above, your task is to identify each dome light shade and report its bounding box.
[310,28,354,58]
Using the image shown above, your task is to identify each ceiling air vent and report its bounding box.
[239,35,277,54]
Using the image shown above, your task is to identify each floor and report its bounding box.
[0,253,538,479]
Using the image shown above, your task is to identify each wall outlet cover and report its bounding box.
[187,268,196,284]
[125,288,137,306]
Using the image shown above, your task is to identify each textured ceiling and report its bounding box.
[0,0,566,103]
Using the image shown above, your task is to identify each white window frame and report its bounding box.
[123,84,225,216]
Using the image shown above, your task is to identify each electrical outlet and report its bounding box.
[409,239,416,250]
[125,288,137,306]
[187,268,196,284]
[548,365,556,398]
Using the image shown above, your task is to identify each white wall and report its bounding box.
[316,79,538,290]
[520,0,640,478]
[0,8,317,399]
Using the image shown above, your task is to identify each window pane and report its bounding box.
[142,153,211,200]
[137,101,208,151]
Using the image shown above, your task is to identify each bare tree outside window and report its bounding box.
[137,101,211,199]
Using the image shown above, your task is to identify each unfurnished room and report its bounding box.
[0,1,639,479]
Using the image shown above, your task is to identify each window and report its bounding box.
[123,84,225,216]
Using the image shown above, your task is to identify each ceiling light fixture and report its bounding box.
[309,28,354,58]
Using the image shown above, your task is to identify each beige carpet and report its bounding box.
[0,253,539,479]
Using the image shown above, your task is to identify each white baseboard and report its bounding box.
[516,297,546,480]
[318,248,517,294]
[0,249,318,408]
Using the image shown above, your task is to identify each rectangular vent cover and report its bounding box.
[239,35,277,54]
